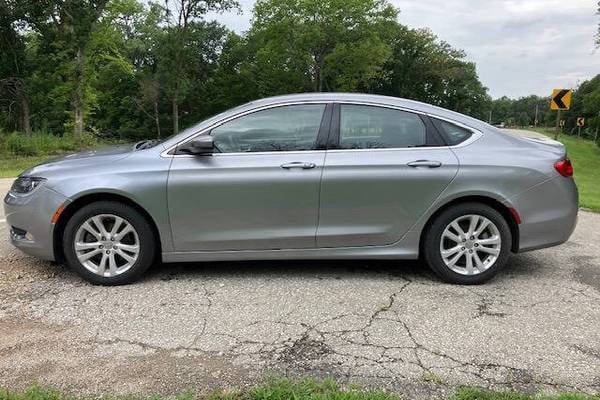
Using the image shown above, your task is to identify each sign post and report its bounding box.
[576,117,585,137]
[550,89,572,139]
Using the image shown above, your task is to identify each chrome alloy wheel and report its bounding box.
[74,214,140,277]
[439,214,501,276]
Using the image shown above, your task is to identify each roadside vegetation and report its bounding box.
[1,380,599,400]
[491,75,600,141]
[0,130,112,177]
[532,128,600,212]
[1,0,495,142]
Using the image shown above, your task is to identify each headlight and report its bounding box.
[10,177,46,194]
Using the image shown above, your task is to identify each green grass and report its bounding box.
[453,386,599,400]
[531,128,600,211]
[0,131,116,178]
[0,155,54,178]
[1,380,598,400]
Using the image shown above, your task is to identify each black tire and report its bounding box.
[62,201,156,285]
[423,202,512,285]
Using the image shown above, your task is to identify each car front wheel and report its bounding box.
[423,202,512,284]
[62,201,156,285]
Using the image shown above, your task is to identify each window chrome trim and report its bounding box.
[161,100,483,158]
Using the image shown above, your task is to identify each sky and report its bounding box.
[205,0,600,99]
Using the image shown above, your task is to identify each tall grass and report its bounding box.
[0,130,97,157]
[0,130,102,177]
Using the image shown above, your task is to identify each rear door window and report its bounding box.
[338,105,427,149]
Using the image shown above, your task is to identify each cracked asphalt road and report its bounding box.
[1,177,599,398]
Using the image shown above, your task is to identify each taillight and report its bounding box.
[554,159,573,177]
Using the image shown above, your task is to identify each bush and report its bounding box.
[4,133,40,156]
[0,131,98,157]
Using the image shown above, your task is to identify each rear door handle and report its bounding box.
[407,160,442,168]
[280,162,316,169]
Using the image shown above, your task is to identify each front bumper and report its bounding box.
[4,186,69,261]
[510,175,578,252]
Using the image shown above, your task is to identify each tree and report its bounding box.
[154,0,237,134]
[0,0,38,135]
[0,0,499,139]
[11,0,110,136]
[245,0,398,94]
[88,0,160,139]
[207,32,260,112]
[489,95,549,127]
[375,27,490,119]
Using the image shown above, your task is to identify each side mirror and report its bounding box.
[181,136,215,155]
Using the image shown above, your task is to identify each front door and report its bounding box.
[168,103,330,251]
[317,104,459,247]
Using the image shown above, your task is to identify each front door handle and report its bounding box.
[407,160,442,168]
[281,161,316,169]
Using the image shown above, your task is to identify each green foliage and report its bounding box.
[246,0,398,93]
[0,131,97,157]
[492,75,600,138]
[1,0,497,143]
[376,26,491,120]
[0,386,63,400]
[490,95,549,127]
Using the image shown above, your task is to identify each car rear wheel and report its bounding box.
[63,201,156,285]
[423,202,512,284]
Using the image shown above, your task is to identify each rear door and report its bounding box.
[316,103,459,248]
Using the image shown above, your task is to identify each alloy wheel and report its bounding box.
[74,214,140,277]
[439,214,501,276]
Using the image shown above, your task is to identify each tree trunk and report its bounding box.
[172,96,179,134]
[21,95,31,136]
[313,51,326,92]
[73,47,85,136]
[154,100,161,139]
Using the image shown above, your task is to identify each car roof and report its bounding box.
[245,93,488,129]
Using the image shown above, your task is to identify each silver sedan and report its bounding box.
[3,93,578,285]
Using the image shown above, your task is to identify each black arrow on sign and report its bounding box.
[553,89,570,109]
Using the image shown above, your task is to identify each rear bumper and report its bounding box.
[3,186,68,261]
[510,176,578,252]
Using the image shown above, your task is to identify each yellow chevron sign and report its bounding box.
[550,89,572,110]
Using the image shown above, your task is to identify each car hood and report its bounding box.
[21,144,135,177]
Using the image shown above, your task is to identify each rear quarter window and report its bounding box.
[434,119,473,145]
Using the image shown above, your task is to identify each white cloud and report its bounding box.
[205,0,600,98]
